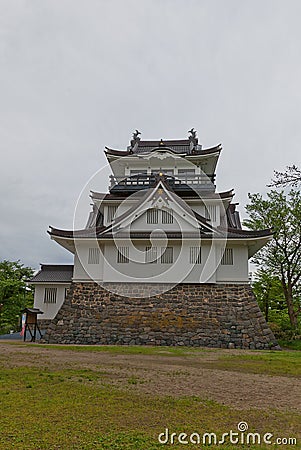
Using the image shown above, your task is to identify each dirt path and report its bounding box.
[1,342,300,412]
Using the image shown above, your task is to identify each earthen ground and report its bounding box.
[0,342,300,412]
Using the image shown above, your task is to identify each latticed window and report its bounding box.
[204,204,217,222]
[117,246,129,263]
[107,205,118,222]
[44,287,57,304]
[147,208,159,224]
[88,247,100,264]
[221,248,234,265]
[162,210,174,224]
[189,247,201,264]
[145,246,158,263]
[161,247,173,264]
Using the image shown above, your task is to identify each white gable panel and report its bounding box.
[102,181,213,237]
[128,208,201,233]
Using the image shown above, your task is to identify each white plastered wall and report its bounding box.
[33,283,70,320]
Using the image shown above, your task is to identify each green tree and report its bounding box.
[244,190,301,329]
[0,260,34,334]
[252,269,287,322]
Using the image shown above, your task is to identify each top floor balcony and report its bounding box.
[109,173,216,194]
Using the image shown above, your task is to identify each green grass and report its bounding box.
[26,342,301,377]
[33,343,211,356]
[1,344,301,449]
[0,365,300,449]
[279,339,301,351]
[203,350,301,378]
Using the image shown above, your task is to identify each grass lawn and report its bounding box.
[0,343,300,449]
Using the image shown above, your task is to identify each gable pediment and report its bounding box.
[99,180,214,237]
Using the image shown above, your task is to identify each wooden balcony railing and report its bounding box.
[109,173,215,192]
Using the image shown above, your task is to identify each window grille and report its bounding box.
[204,204,217,222]
[130,170,147,175]
[178,169,195,175]
[189,247,202,264]
[145,246,158,263]
[147,208,159,224]
[162,210,174,224]
[117,246,129,263]
[221,248,234,265]
[44,287,57,304]
[107,205,118,222]
[161,247,173,264]
[88,247,100,264]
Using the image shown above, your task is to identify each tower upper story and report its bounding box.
[105,129,222,195]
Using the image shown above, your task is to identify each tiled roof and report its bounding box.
[105,142,222,157]
[48,227,106,238]
[91,189,234,201]
[135,139,190,154]
[29,264,74,283]
[49,225,272,240]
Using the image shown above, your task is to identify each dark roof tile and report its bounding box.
[29,264,74,283]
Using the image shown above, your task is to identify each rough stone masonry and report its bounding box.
[42,282,280,350]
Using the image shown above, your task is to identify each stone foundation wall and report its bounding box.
[42,282,279,349]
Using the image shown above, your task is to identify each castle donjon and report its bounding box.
[30,130,278,349]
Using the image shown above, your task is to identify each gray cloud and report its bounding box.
[0,0,300,269]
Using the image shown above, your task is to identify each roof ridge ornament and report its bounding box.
[129,129,141,153]
[188,128,198,152]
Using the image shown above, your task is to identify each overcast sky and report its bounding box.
[1,0,301,270]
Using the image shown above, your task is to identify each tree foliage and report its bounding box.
[244,189,301,328]
[252,269,286,323]
[0,260,34,334]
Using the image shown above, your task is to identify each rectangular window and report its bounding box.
[130,170,147,175]
[221,248,234,265]
[162,210,174,224]
[88,247,100,264]
[117,246,129,263]
[178,169,195,175]
[147,208,159,224]
[189,246,202,264]
[204,204,217,222]
[44,287,57,304]
[161,247,173,264]
[145,246,157,263]
[107,205,118,222]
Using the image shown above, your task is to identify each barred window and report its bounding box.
[221,248,234,265]
[145,246,158,263]
[178,169,195,175]
[189,247,202,264]
[204,204,217,222]
[162,210,174,224]
[88,247,100,264]
[130,170,147,175]
[107,205,118,222]
[147,208,159,224]
[117,246,129,263]
[44,287,57,304]
[161,247,173,264]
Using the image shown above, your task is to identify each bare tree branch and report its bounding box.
[268,165,301,188]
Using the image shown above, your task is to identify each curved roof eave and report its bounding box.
[105,144,222,158]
